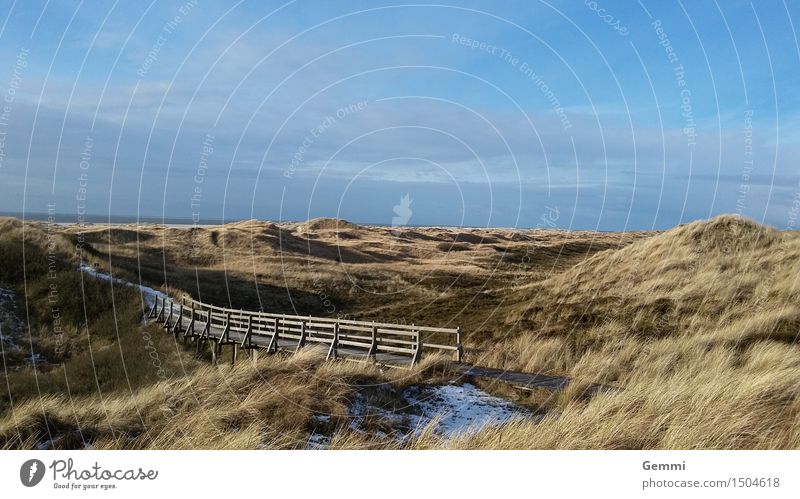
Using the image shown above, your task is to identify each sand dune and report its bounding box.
[3,214,798,449]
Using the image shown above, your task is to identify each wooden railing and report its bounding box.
[148,295,462,367]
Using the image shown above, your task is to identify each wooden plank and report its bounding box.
[420,342,459,351]
[453,365,576,392]
[337,339,373,350]
[374,337,416,347]
[374,344,415,355]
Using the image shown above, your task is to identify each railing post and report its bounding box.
[196,308,209,355]
[240,314,253,349]
[411,325,422,366]
[251,348,259,366]
[220,311,231,343]
[163,300,173,329]
[172,303,183,335]
[156,296,165,322]
[148,296,158,318]
[230,312,240,366]
[267,317,279,352]
[201,309,210,340]
[185,303,196,337]
[368,322,378,360]
[210,311,228,365]
[456,326,463,363]
[326,322,339,360]
[296,319,307,353]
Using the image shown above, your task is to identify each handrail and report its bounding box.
[179,296,459,335]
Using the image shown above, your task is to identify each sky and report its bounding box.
[0,0,798,230]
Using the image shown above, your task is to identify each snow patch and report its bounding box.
[307,382,533,447]
[305,431,330,450]
[79,262,168,309]
[404,382,530,437]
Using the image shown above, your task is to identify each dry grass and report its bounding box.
[461,215,800,449]
[3,214,800,449]
[0,341,460,450]
[386,340,798,449]
[52,216,645,332]
[0,348,385,449]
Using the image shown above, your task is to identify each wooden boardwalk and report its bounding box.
[149,296,604,394]
[149,295,462,368]
[454,365,571,391]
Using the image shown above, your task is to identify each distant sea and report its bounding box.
[0,212,228,226]
[0,211,572,231]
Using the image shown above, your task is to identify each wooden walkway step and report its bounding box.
[452,364,613,394]
[452,365,570,391]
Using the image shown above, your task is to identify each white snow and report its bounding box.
[307,382,532,447]
[312,414,331,424]
[305,431,330,450]
[403,382,531,437]
[79,261,168,309]
[306,414,335,449]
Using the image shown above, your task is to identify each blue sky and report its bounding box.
[0,0,798,230]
